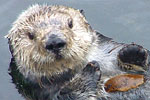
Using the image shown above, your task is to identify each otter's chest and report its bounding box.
[87,42,125,78]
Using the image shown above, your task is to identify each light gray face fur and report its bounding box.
[6,5,96,77]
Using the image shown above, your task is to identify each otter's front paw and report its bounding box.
[56,61,101,100]
[118,44,149,73]
[83,61,101,81]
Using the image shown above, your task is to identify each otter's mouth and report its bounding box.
[55,53,63,60]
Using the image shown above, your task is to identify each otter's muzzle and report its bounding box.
[45,34,66,54]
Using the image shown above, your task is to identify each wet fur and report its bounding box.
[7,4,150,100]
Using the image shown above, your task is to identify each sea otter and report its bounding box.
[6,4,150,100]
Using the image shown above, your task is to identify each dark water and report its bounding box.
[0,0,150,100]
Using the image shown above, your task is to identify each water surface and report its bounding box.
[0,0,150,99]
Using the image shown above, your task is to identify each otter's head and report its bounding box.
[6,5,95,77]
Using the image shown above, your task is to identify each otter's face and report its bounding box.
[7,5,95,76]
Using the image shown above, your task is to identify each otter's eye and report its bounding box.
[27,32,34,40]
[68,19,73,29]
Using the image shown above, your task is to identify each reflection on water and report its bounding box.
[0,0,150,100]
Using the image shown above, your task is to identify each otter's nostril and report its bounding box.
[46,44,54,50]
[57,42,66,48]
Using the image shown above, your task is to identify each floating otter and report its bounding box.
[6,4,150,100]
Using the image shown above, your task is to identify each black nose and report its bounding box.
[45,34,66,53]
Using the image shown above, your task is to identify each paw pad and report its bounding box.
[118,44,148,72]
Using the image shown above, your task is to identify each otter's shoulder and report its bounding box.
[96,31,112,43]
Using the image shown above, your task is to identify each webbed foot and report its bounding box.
[104,74,145,92]
[118,44,149,73]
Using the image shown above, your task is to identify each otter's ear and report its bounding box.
[79,9,85,17]
[79,9,84,14]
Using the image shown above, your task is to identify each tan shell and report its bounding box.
[104,74,145,92]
